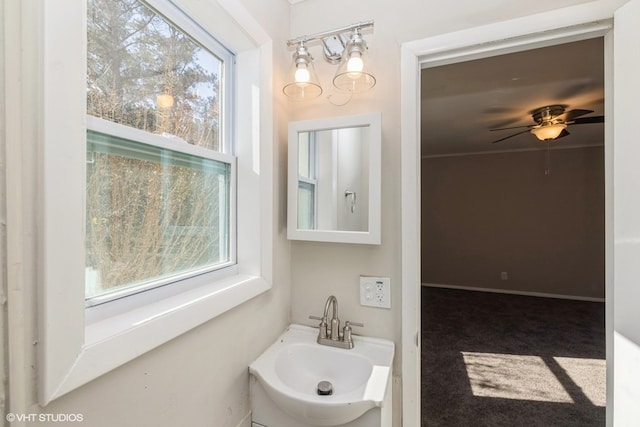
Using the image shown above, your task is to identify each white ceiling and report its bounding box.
[421,37,605,157]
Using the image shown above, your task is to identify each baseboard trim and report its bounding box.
[422,283,605,302]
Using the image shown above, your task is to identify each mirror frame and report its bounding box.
[287,112,381,244]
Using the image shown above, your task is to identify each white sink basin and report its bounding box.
[249,324,394,426]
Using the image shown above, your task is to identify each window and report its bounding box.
[34,0,272,404]
[297,131,317,229]
[85,0,235,304]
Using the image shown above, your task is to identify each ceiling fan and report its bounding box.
[490,104,605,144]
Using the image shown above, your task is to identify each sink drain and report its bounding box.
[317,380,333,396]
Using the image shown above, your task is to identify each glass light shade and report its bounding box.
[530,123,567,141]
[283,45,322,101]
[333,38,376,93]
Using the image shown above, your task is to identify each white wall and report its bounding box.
[1,0,292,426]
[316,130,336,229]
[336,127,368,232]
[315,127,368,231]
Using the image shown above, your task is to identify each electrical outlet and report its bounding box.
[501,271,508,280]
[360,276,391,308]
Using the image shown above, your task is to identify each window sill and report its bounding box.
[52,274,270,401]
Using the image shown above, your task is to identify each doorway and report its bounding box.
[399,8,618,426]
[419,36,606,426]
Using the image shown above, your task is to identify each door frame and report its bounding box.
[400,1,625,425]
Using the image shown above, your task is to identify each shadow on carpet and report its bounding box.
[421,286,605,427]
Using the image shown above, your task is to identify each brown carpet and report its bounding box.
[421,286,605,427]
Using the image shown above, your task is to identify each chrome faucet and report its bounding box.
[309,295,363,349]
[324,295,340,340]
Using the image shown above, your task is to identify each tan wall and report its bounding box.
[421,146,605,299]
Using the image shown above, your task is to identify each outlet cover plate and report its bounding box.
[359,276,391,309]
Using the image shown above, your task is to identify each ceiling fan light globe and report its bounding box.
[530,123,567,141]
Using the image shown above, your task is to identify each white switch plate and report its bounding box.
[359,276,391,309]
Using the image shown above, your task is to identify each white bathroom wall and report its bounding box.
[1,0,292,426]
[316,130,336,229]
[336,127,367,232]
[315,127,368,232]
[287,0,610,425]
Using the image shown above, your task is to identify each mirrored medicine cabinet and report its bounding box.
[287,112,381,244]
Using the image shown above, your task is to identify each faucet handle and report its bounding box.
[309,315,328,339]
[343,321,364,347]
[345,321,364,328]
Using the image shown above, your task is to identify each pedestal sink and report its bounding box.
[249,324,394,427]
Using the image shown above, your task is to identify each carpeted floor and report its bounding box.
[421,286,606,427]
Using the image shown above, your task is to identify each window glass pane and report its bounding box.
[297,182,315,229]
[298,132,311,178]
[85,130,231,300]
[87,0,223,151]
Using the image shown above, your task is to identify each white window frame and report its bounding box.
[297,132,318,229]
[84,0,240,307]
[37,0,273,404]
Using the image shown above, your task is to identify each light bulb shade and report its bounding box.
[530,123,567,141]
[333,33,376,93]
[283,43,322,101]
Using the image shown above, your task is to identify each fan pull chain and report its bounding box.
[545,142,551,176]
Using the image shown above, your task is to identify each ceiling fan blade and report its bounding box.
[559,109,594,122]
[569,115,605,125]
[555,129,570,139]
[490,124,534,132]
[491,129,531,143]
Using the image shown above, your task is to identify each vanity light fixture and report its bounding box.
[283,42,323,101]
[284,21,375,101]
[333,28,376,93]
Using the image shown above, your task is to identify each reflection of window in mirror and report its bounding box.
[297,132,317,229]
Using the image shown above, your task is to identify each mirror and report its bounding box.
[287,112,381,244]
